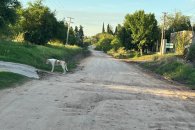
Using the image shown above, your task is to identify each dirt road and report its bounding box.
[0,50,195,130]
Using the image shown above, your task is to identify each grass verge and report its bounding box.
[0,72,28,89]
[0,40,84,71]
[138,55,195,89]
[0,40,89,88]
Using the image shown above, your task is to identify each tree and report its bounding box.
[0,0,20,36]
[193,24,195,32]
[21,1,58,44]
[124,10,158,55]
[95,35,114,52]
[74,26,79,45]
[174,31,191,55]
[78,25,84,46]
[75,26,79,34]
[111,38,122,51]
[83,37,92,47]
[79,26,84,39]
[114,26,118,35]
[0,0,20,27]
[107,24,113,34]
[187,44,195,62]
[165,12,191,42]
[53,20,68,44]
[68,27,77,45]
[102,23,105,33]
[116,24,133,50]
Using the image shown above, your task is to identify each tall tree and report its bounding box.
[0,0,20,35]
[53,20,68,44]
[74,26,80,45]
[79,25,84,37]
[114,26,118,35]
[75,26,79,33]
[78,25,84,46]
[68,27,76,45]
[116,24,133,50]
[102,22,105,33]
[124,10,159,55]
[165,12,191,42]
[107,24,113,34]
[21,1,58,44]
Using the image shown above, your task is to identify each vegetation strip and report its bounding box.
[0,72,28,89]
[0,40,89,88]
[138,55,195,89]
[0,41,83,71]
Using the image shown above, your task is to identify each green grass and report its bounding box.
[0,40,87,89]
[0,40,83,71]
[0,72,28,89]
[140,55,195,89]
[130,53,176,61]
[107,48,134,59]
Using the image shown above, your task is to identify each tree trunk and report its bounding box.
[140,48,143,56]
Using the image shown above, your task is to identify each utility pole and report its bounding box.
[163,12,167,39]
[192,22,195,44]
[160,12,167,55]
[192,22,194,35]
[66,17,74,45]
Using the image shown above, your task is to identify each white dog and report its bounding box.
[46,59,68,74]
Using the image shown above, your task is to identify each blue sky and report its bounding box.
[19,0,195,36]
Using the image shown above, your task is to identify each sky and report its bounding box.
[19,0,195,36]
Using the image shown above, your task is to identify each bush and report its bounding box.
[142,56,195,89]
[107,47,132,59]
[174,31,191,55]
[93,33,113,42]
[95,37,113,52]
[187,44,195,62]
[83,38,92,47]
[111,38,123,51]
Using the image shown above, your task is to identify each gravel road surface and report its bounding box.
[0,50,195,130]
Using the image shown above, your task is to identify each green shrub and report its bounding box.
[141,56,195,88]
[107,47,132,59]
[110,38,123,51]
[95,37,113,52]
[93,33,114,42]
[107,48,115,56]
[174,31,191,55]
[187,44,195,62]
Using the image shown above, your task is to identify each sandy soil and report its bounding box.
[0,61,39,79]
[0,50,195,130]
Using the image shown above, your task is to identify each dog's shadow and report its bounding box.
[37,70,68,80]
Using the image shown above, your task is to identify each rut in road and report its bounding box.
[0,50,195,130]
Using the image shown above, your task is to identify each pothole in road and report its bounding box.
[58,92,135,116]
